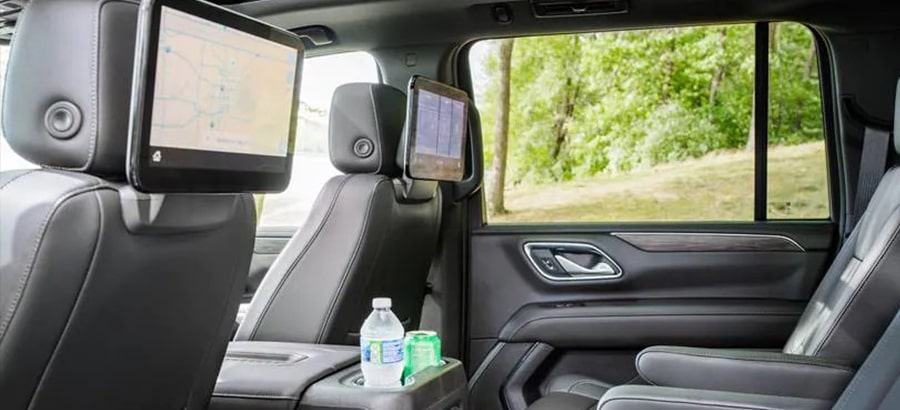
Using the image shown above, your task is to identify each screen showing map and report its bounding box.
[408,88,467,181]
[147,6,299,171]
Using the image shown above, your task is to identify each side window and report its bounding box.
[767,23,828,219]
[470,23,827,224]
[256,51,379,228]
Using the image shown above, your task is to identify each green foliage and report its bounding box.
[492,142,828,223]
[476,23,822,186]
[769,24,822,145]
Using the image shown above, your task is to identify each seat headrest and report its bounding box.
[2,0,138,178]
[329,83,406,176]
[894,77,899,155]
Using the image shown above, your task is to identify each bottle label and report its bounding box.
[361,338,404,365]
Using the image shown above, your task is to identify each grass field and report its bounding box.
[490,142,830,223]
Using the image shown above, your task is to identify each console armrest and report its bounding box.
[597,386,832,410]
[636,346,854,400]
[210,342,358,410]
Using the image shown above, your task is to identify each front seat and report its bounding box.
[0,1,255,409]
[235,83,442,345]
[529,77,900,409]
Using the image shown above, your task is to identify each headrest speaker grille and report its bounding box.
[44,101,82,140]
[353,137,374,159]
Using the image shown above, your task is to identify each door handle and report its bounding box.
[523,242,623,281]
[554,255,617,275]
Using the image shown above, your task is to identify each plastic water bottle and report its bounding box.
[360,297,405,387]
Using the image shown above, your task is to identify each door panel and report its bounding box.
[469,224,831,340]
[465,222,835,409]
[498,299,805,347]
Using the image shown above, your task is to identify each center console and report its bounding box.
[209,342,467,410]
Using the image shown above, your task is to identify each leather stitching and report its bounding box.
[79,0,101,171]
[811,206,900,357]
[247,176,352,340]
[0,169,36,190]
[832,317,900,406]
[369,84,384,174]
[222,358,304,367]
[316,177,388,343]
[182,194,253,409]
[214,393,296,400]
[26,187,112,406]
[46,0,139,172]
[598,395,808,410]
[637,348,855,373]
[0,181,105,343]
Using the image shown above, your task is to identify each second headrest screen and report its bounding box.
[407,77,469,182]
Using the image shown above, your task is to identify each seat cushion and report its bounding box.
[528,392,599,410]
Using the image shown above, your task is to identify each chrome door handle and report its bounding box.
[523,242,623,282]
[554,255,616,275]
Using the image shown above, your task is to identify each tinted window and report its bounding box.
[469,23,827,224]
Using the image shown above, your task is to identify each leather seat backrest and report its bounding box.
[831,306,900,409]
[235,83,442,345]
[784,77,900,366]
[0,1,255,409]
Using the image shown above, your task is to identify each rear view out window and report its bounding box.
[470,23,828,224]
[256,51,379,228]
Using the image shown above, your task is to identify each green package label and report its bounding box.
[361,338,404,365]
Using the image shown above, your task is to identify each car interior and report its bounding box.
[0,0,899,409]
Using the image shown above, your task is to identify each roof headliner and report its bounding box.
[231,0,900,54]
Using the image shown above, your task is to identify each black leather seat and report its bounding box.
[581,302,900,410]
[529,77,900,409]
[0,1,255,409]
[235,83,442,345]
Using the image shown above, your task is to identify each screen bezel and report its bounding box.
[403,76,470,182]
[127,0,304,193]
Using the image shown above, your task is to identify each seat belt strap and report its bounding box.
[851,127,891,231]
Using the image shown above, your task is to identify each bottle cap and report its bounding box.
[372,297,392,309]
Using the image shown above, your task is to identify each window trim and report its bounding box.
[753,22,770,221]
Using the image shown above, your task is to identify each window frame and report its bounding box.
[461,21,838,227]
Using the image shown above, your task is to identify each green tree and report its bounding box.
[478,23,820,186]
[488,39,514,215]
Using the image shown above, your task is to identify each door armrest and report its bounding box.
[597,386,833,410]
[636,346,854,400]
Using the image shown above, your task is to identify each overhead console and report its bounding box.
[530,0,629,18]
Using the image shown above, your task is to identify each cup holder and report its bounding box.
[348,360,449,389]
[351,375,416,388]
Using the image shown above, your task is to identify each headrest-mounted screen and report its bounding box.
[403,76,469,182]
[128,0,304,193]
